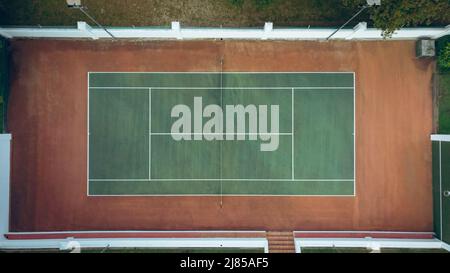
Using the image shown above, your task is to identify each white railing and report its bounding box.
[295,238,448,253]
[0,134,11,242]
[0,21,449,40]
[0,237,269,253]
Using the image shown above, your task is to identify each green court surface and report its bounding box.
[88,72,355,196]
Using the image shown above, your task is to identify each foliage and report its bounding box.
[0,38,5,133]
[438,74,450,134]
[228,0,245,7]
[254,0,274,9]
[438,42,450,73]
[343,0,450,38]
[228,0,274,9]
[437,36,450,134]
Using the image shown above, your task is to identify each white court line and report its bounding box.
[89,86,354,90]
[219,61,224,205]
[88,194,355,197]
[149,88,152,180]
[440,141,443,240]
[353,71,356,197]
[291,87,295,180]
[89,178,354,182]
[150,133,293,135]
[90,71,355,74]
[87,72,90,196]
[89,72,355,80]
[87,72,356,197]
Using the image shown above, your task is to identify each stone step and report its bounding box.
[270,249,297,253]
[267,231,293,236]
[269,240,295,246]
[269,243,295,248]
[267,231,296,253]
[269,245,296,251]
[267,235,294,241]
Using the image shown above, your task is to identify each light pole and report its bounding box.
[326,0,381,40]
[66,0,116,39]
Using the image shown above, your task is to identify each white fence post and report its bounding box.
[77,21,98,40]
[433,25,450,39]
[0,134,12,241]
[345,22,367,40]
[0,28,12,39]
[263,22,273,40]
[171,21,182,40]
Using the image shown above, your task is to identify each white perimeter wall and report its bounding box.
[431,134,450,142]
[0,21,449,40]
[0,134,11,240]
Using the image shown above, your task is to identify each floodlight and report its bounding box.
[326,0,381,40]
[66,0,116,39]
[66,0,82,8]
[366,0,381,6]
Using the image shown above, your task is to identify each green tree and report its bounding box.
[438,42,450,72]
[343,0,450,37]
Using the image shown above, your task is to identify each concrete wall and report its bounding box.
[0,134,11,239]
[0,22,449,40]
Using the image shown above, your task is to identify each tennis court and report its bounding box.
[88,72,355,196]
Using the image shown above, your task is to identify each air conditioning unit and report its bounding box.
[416,38,435,58]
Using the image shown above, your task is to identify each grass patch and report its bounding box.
[1,247,265,253]
[0,37,7,133]
[82,247,265,253]
[301,247,370,253]
[0,0,365,27]
[301,247,449,253]
[381,248,448,253]
[2,0,448,28]
[437,35,450,134]
[437,35,450,74]
[438,74,450,134]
